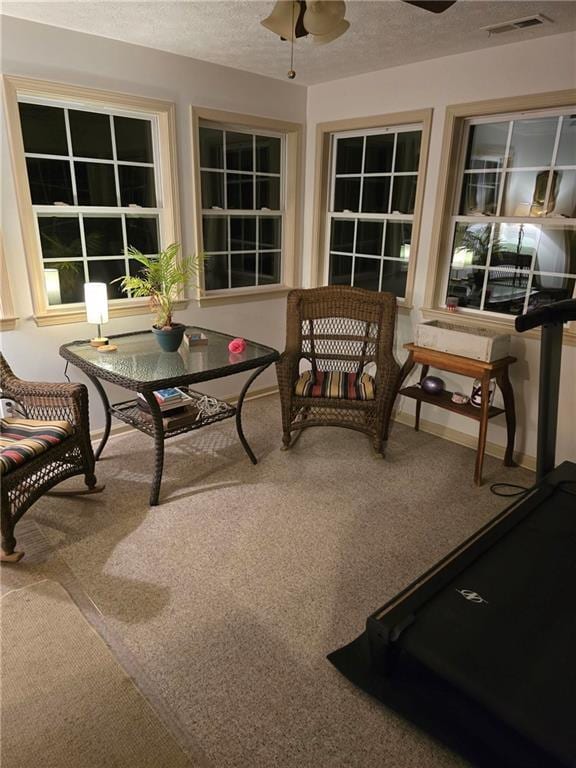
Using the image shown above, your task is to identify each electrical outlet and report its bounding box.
[2,400,14,418]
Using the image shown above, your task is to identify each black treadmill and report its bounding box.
[328,299,576,768]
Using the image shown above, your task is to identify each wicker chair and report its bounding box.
[276,287,401,456]
[0,354,102,562]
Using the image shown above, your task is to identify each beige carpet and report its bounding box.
[0,580,196,768]
[1,395,534,768]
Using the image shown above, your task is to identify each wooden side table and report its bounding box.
[399,344,517,486]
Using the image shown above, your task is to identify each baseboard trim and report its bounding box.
[89,384,280,443]
[393,409,536,472]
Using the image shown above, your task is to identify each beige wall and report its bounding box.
[304,31,576,466]
[1,15,575,466]
[1,16,307,429]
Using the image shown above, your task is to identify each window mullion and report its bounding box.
[77,212,90,286]
[63,108,78,206]
[109,114,122,208]
[543,116,563,215]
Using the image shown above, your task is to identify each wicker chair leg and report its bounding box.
[1,496,23,563]
[281,431,292,451]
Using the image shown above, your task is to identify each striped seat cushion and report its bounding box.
[0,417,74,476]
[294,370,375,401]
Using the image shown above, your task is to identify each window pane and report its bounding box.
[334,178,360,212]
[509,117,558,169]
[26,158,73,205]
[87,259,127,299]
[259,251,281,285]
[353,257,380,292]
[335,137,363,174]
[384,222,412,260]
[556,116,576,166]
[491,223,538,274]
[329,253,352,285]
[447,267,485,309]
[129,258,154,280]
[19,103,68,156]
[43,262,84,305]
[227,173,253,209]
[391,175,417,214]
[530,274,576,308]
[485,270,528,315]
[551,170,576,217]
[364,134,394,173]
[502,170,547,217]
[356,220,383,255]
[203,216,227,252]
[259,217,281,250]
[460,172,501,215]
[256,136,281,174]
[69,110,113,159]
[230,217,256,250]
[451,223,491,267]
[201,171,224,209]
[75,162,116,206]
[83,217,123,256]
[204,254,229,290]
[256,176,280,210]
[465,122,509,170]
[114,116,153,163]
[330,219,355,253]
[200,127,224,169]
[534,228,576,274]
[380,260,408,297]
[126,216,159,254]
[119,166,156,207]
[226,132,253,172]
[362,177,390,213]
[395,131,421,173]
[38,217,81,260]
[231,253,256,287]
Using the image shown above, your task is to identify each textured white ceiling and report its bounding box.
[2,0,576,85]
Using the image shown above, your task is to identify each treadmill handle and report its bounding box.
[515,299,576,332]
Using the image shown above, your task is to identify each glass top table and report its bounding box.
[60,327,279,505]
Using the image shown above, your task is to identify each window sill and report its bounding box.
[421,307,576,346]
[0,316,18,331]
[197,285,292,307]
[33,299,188,327]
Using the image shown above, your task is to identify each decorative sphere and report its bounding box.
[287,69,296,80]
[421,375,445,395]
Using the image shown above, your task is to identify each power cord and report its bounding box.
[490,483,530,498]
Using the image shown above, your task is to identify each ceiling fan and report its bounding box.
[261,0,457,78]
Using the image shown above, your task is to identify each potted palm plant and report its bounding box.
[116,243,202,352]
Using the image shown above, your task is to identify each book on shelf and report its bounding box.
[137,387,195,413]
[137,403,200,431]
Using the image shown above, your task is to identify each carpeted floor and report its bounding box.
[1,395,534,768]
[1,580,195,768]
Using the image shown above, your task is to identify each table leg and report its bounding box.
[415,364,429,432]
[142,391,165,506]
[85,372,112,461]
[474,373,491,486]
[235,363,271,465]
[496,366,516,467]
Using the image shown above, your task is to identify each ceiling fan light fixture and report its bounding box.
[303,0,346,35]
[310,17,349,44]
[261,0,301,41]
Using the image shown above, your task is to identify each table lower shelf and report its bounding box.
[110,389,235,438]
[398,386,504,421]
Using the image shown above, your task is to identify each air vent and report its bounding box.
[482,14,551,36]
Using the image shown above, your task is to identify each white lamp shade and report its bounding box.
[310,17,349,44]
[303,0,345,35]
[261,1,300,40]
[44,268,62,306]
[84,282,109,325]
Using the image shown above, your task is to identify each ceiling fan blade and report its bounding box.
[403,0,457,13]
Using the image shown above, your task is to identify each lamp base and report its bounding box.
[90,337,109,348]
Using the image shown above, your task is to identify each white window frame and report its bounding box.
[3,76,181,326]
[324,123,423,298]
[424,91,576,341]
[0,238,18,331]
[310,109,433,309]
[190,106,302,304]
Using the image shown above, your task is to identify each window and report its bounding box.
[4,77,180,325]
[446,111,576,317]
[311,110,432,306]
[191,108,302,299]
[425,92,576,337]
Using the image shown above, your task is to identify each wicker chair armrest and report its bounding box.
[1,377,89,428]
[374,356,402,398]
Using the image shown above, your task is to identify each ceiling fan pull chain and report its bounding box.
[288,1,296,79]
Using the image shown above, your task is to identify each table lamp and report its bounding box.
[84,282,110,348]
